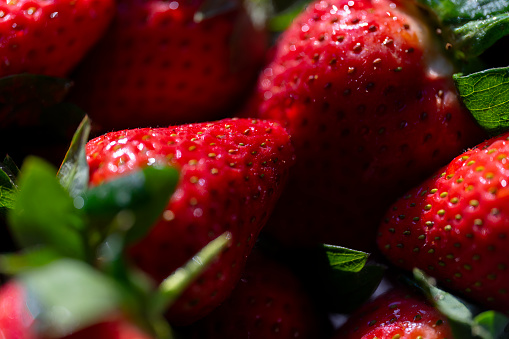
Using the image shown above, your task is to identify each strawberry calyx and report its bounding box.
[402,268,509,339]
[0,116,233,338]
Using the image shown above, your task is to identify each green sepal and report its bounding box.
[0,247,63,275]
[453,67,509,136]
[323,244,370,272]
[410,268,509,339]
[79,165,179,245]
[473,311,509,339]
[323,244,385,313]
[57,115,91,198]
[150,232,232,315]
[7,156,87,260]
[453,14,509,59]
[417,0,509,61]
[18,259,122,338]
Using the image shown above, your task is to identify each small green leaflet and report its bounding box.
[57,115,91,198]
[7,156,87,260]
[0,247,63,275]
[473,311,509,339]
[454,67,509,136]
[412,268,509,339]
[323,243,369,272]
[19,259,122,338]
[79,165,180,245]
[417,0,509,60]
[417,0,509,25]
[151,232,232,315]
[0,156,20,215]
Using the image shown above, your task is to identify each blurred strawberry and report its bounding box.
[181,249,331,338]
[70,0,267,132]
[0,0,114,77]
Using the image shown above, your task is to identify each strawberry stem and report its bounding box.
[149,232,232,316]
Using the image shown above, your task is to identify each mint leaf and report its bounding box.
[19,259,122,338]
[57,115,91,198]
[80,165,179,245]
[454,67,509,136]
[7,157,86,259]
[323,244,369,272]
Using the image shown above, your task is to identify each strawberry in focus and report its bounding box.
[86,118,294,325]
[378,132,509,313]
[0,0,115,77]
[181,250,331,338]
[334,288,454,338]
[246,0,486,251]
[70,0,267,132]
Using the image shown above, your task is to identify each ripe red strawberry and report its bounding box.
[0,0,114,77]
[70,0,267,132]
[246,0,486,251]
[181,250,331,338]
[0,281,152,339]
[86,118,294,324]
[377,132,509,313]
[334,288,454,338]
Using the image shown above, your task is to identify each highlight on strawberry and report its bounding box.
[0,0,509,337]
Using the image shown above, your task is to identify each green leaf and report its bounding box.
[18,259,122,338]
[7,156,86,259]
[0,187,17,216]
[323,244,369,273]
[327,263,385,313]
[474,311,509,339]
[0,155,19,189]
[417,0,509,25]
[268,0,309,32]
[453,14,509,58]
[151,232,232,314]
[79,165,179,245]
[412,268,479,339]
[0,247,62,275]
[57,115,91,198]
[454,67,509,136]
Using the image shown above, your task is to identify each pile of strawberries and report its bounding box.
[0,0,509,337]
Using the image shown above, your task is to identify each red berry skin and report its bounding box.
[378,133,509,313]
[181,250,331,339]
[0,0,114,77]
[334,288,454,339]
[0,282,36,339]
[70,0,267,133]
[0,282,151,339]
[246,0,486,251]
[86,118,295,325]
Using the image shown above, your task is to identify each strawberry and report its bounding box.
[181,250,331,338]
[85,118,294,324]
[0,0,114,77]
[70,0,267,132]
[0,281,153,339]
[245,0,486,251]
[334,287,454,338]
[377,132,509,313]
